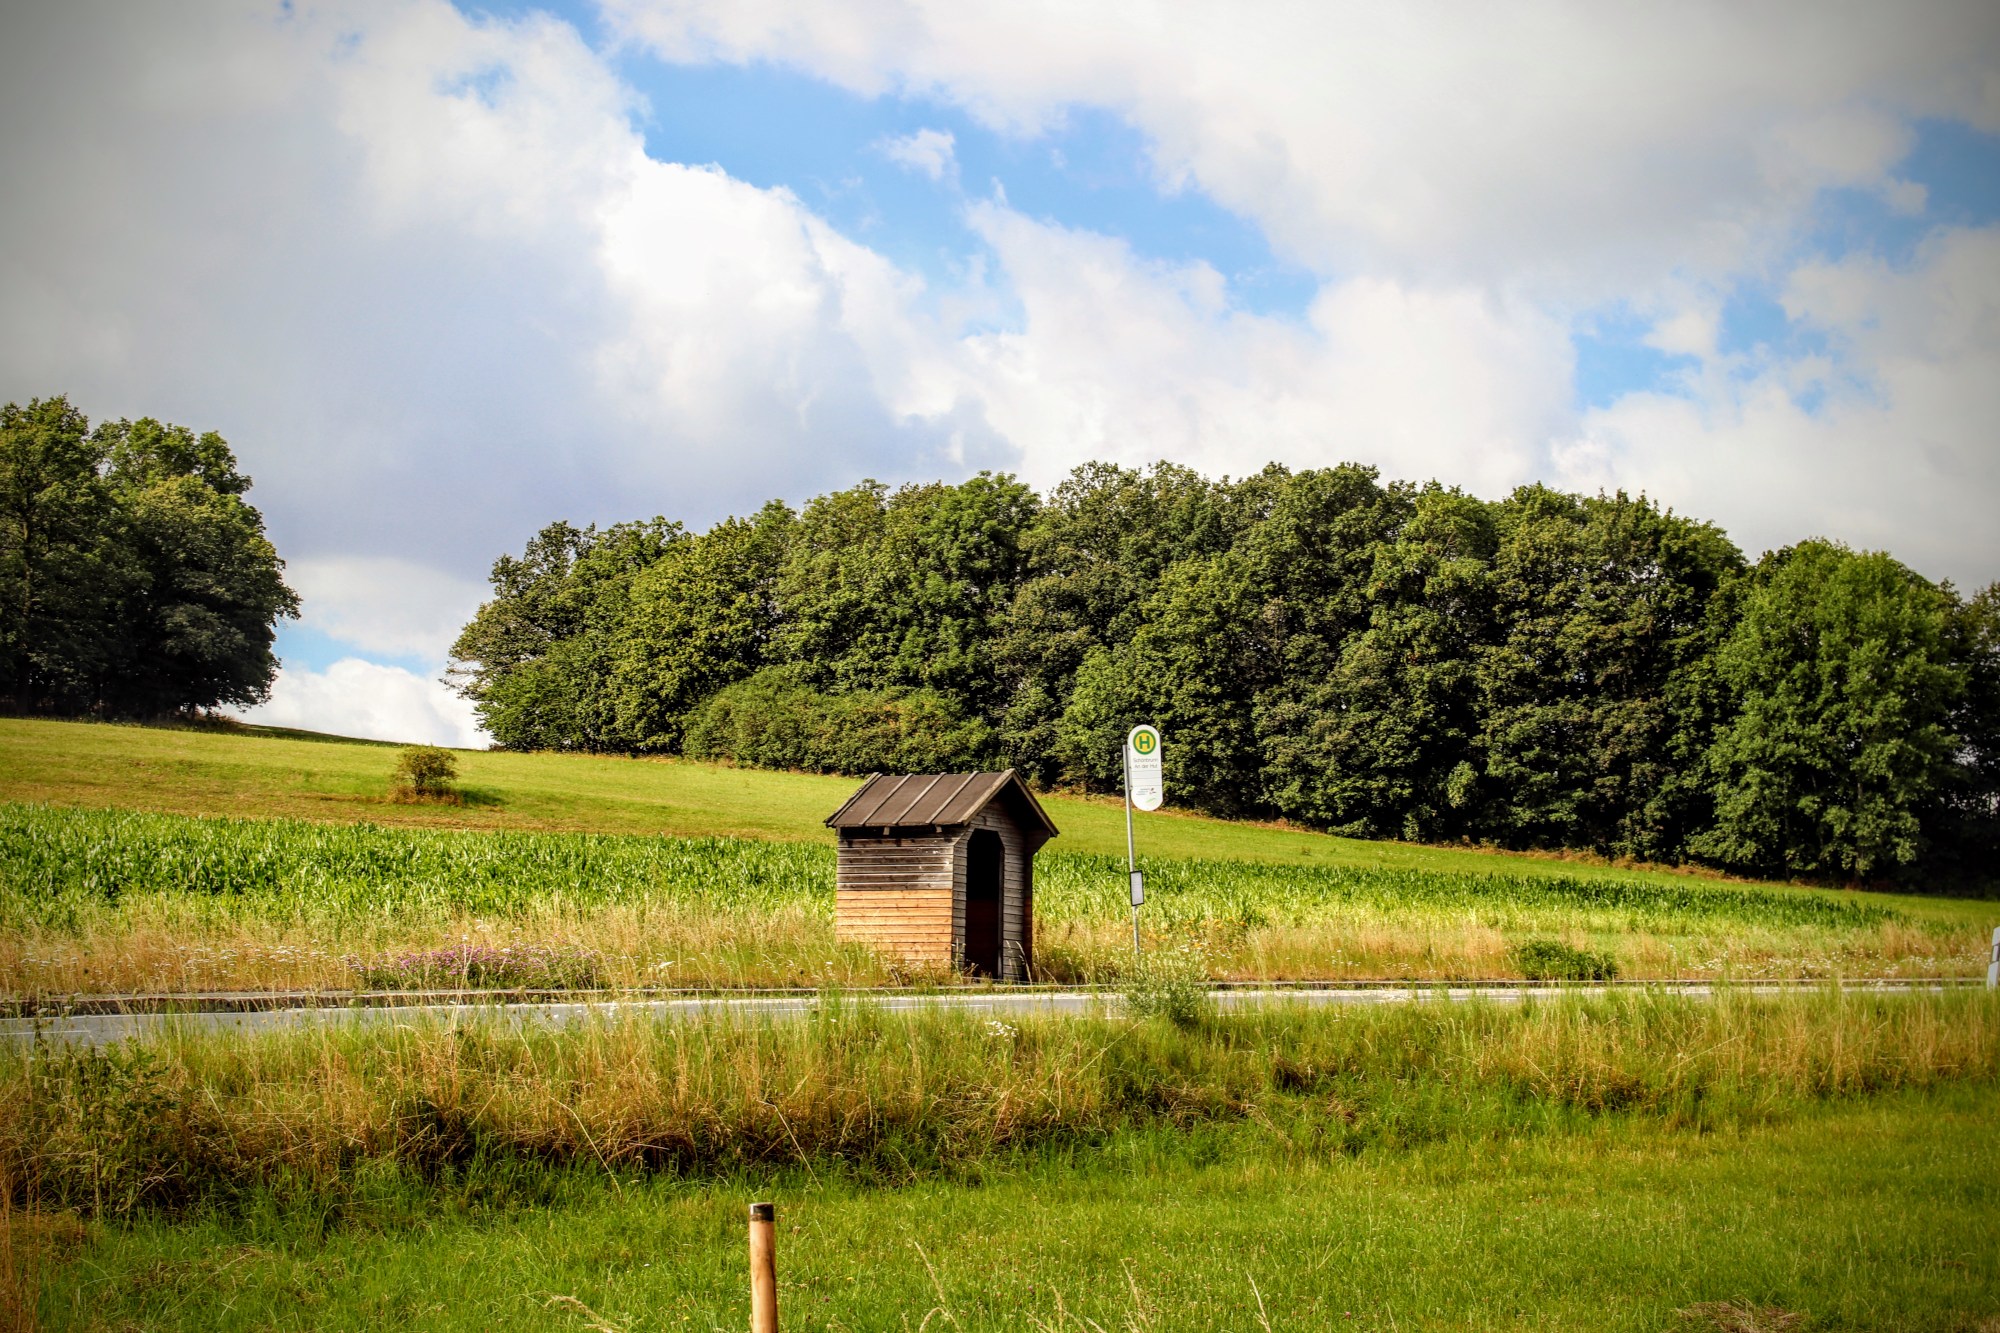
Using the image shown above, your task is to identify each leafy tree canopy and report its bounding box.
[451,465,1998,888]
[1,395,296,716]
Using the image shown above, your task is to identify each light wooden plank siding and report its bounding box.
[834,834,960,966]
[827,773,1054,980]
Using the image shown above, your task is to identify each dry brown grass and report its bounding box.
[3,909,1988,998]
[0,1181,83,1333]
[1675,1301,1809,1332]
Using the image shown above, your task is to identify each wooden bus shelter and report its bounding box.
[824,770,1058,981]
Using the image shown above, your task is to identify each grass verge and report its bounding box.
[4,990,1994,1221]
[11,1078,1999,1329]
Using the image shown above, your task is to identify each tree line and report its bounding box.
[449,462,1998,886]
[0,394,297,717]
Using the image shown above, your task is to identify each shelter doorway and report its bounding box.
[964,829,1004,977]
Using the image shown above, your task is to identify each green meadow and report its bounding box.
[6,992,1999,1330]
[1,718,1991,995]
[3,718,1999,1329]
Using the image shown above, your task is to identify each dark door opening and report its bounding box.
[964,830,1004,977]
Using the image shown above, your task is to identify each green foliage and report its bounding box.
[682,667,996,774]
[392,745,459,799]
[1119,939,1216,1026]
[448,518,682,751]
[0,803,1895,939]
[1510,938,1621,981]
[0,395,118,710]
[16,1042,187,1218]
[1694,542,1965,881]
[0,395,296,717]
[610,505,790,751]
[1475,488,1744,860]
[451,463,1998,885]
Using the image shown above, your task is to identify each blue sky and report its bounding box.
[6,0,1998,741]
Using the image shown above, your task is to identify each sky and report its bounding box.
[3,0,1998,747]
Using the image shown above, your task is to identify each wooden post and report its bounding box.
[749,1201,778,1333]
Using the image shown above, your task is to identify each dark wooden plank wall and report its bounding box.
[962,807,1033,981]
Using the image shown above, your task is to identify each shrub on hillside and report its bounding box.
[684,667,995,774]
[1511,938,1620,981]
[391,745,458,801]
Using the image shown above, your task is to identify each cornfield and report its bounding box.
[1,803,1892,933]
[2,803,1974,994]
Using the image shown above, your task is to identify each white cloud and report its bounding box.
[949,205,1572,493]
[285,556,490,663]
[232,659,488,748]
[1560,225,2000,583]
[876,127,957,181]
[604,0,2000,290]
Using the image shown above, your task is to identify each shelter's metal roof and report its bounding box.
[824,769,1059,838]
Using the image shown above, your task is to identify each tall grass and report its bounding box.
[3,990,1995,1220]
[2,803,1983,995]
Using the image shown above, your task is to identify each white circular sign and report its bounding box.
[1126,724,1163,811]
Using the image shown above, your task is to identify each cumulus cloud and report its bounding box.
[232,659,488,748]
[876,127,957,181]
[603,0,2000,290]
[953,206,1572,492]
[1559,225,2000,581]
[284,556,491,663]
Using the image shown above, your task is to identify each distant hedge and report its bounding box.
[683,668,996,775]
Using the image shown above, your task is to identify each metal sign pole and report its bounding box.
[1124,744,1140,959]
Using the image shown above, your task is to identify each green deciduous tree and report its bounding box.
[96,418,299,714]
[1,398,295,716]
[448,518,680,750]
[612,503,793,750]
[1692,541,1963,881]
[1255,484,1495,840]
[1474,488,1743,860]
[0,395,116,710]
[774,474,1036,713]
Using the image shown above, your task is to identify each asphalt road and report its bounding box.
[0,979,1972,1049]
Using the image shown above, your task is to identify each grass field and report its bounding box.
[3,717,1974,902]
[6,992,1998,1329]
[5,717,1997,1329]
[2,718,1993,995]
[0,802,1982,994]
[16,1090,1998,1331]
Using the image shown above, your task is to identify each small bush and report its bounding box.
[1121,939,1215,1027]
[392,745,459,801]
[1511,938,1620,981]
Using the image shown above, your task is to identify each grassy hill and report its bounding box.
[1,716,1992,996]
[0,717,1973,913]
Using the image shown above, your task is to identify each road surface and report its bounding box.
[0,979,1972,1048]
